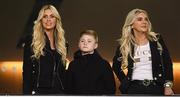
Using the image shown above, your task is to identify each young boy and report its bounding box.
[66,30,115,95]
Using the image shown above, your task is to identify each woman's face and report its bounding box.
[41,9,56,32]
[132,12,149,33]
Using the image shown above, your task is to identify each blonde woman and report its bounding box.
[23,5,67,95]
[112,9,174,95]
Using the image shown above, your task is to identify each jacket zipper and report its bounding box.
[36,59,40,88]
[56,63,65,90]
[36,48,64,89]
[51,52,56,87]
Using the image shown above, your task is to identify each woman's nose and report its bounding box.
[47,17,51,21]
[142,19,148,24]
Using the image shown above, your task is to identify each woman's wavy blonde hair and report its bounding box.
[31,5,67,64]
[119,8,159,70]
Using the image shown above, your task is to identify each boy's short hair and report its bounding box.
[80,30,98,42]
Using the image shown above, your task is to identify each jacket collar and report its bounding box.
[73,49,101,60]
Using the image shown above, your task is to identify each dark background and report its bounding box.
[0,0,180,62]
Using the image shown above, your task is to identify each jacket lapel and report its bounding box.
[150,41,160,78]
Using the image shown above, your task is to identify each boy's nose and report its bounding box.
[84,42,87,45]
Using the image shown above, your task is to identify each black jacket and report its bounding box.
[112,35,173,88]
[66,50,116,95]
[22,35,66,94]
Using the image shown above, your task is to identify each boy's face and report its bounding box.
[78,34,98,54]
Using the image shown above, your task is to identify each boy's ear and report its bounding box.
[94,43,98,49]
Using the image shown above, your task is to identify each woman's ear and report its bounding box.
[131,25,134,29]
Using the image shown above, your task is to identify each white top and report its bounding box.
[132,42,153,80]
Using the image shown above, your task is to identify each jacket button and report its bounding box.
[159,64,162,67]
[32,91,35,94]
[154,77,157,80]
[159,74,162,77]
[32,71,35,74]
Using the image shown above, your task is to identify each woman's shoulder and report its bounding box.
[153,33,165,45]
[24,35,33,47]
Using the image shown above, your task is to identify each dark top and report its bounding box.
[22,34,66,94]
[112,35,173,87]
[66,50,116,95]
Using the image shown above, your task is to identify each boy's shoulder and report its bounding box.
[93,50,110,64]
[96,56,111,67]
[101,58,110,64]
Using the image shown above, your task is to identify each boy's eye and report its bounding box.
[88,41,92,43]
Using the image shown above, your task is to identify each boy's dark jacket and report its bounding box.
[66,50,116,95]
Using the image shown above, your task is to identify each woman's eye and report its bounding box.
[50,15,55,18]
[145,18,148,21]
[137,17,142,21]
[43,15,48,18]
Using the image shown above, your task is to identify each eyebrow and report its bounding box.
[136,16,148,20]
[43,13,54,16]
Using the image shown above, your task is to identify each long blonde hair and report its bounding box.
[119,8,158,70]
[31,5,67,64]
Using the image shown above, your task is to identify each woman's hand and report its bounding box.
[164,87,174,95]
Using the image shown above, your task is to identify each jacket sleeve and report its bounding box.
[112,46,126,82]
[103,60,116,94]
[158,35,173,82]
[22,38,33,94]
